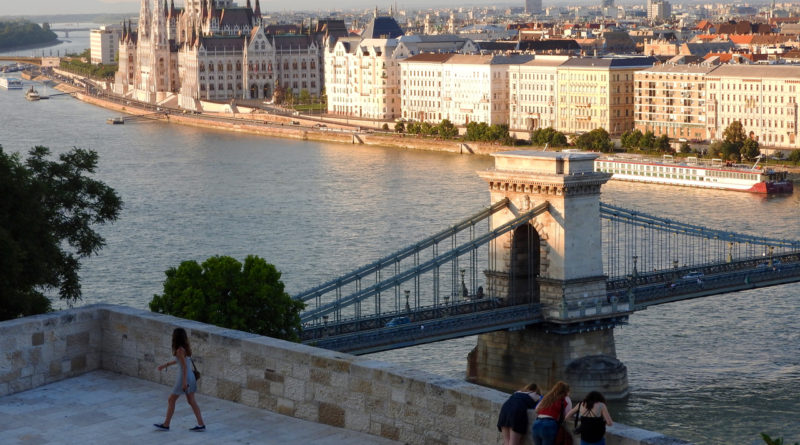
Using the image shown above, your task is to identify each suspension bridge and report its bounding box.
[292,151,800,396]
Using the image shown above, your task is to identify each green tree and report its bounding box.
[0,146,122,320]
[720,140,741,162]
[640,131,656,150]
[620,129,643,149]
[150,255,305,341]
[656,135,671,152]
[787,149,800,164]
[742,138,761,161]
[298,89,311,105]
[723,121,747,145]
[436,119,459,139]
[679,141,692,154]
[381,123,390,131]
[531,127,567,147]
[394,121,405,133]
[574,128,614,152]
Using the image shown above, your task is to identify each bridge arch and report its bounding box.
[509,222,541,305]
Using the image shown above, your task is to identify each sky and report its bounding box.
[0,0,541,17]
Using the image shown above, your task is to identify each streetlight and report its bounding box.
[404,290,411,314]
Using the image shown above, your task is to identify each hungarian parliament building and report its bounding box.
[114,0,344,109]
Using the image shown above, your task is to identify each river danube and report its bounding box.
[1,82,798,445]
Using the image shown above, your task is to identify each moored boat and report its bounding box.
[0,77,23,89]
[595,155,793,194]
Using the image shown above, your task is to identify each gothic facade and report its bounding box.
[114,0,327,109]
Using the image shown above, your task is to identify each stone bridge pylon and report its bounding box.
[468,151,629,399]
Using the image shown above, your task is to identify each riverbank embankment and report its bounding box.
[65,86,515,156]
[54,78,800,181]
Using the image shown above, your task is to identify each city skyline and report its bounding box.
[0,0,686,17]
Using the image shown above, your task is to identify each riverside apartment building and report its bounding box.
[635,64,800,149]
[400,54,532,126]
[556,56,656,135]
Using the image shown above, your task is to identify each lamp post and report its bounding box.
[322,315,329,338]
[405,289,411,314]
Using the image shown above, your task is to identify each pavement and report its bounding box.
[0,370,402,445]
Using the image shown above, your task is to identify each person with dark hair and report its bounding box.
[497,382,542,445]
[154,327,206,432]
[531,381,572,445]
[566,391,613,445]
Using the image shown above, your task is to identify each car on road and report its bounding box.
[681,271,704,280]
[385,316,410,327]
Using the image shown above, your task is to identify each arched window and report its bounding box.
[236,61,241,71]
[227,62,233,71]
[208,63,214,72]
[217,63,224,72]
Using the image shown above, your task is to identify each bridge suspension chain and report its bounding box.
[293,198,510,303]
[600,202,800,280]
[300,203,549,324]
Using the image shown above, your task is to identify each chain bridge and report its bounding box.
[293,151,800,398]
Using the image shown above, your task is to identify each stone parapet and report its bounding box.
[0,304,692,445]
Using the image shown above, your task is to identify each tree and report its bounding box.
[574,128,614,153]
[679,142,692,154]
[150,255,306,341]
[720,140,741,162]
[723,121,747,145]
[298,89,311,105]
[788,149,800,164]
[394,121,405,133]
[531,127,567,147]
[742,138,761,162]
[656,135,671,152]
[436,119,459,139]
[620,130,643,149]
[0,145,122,320]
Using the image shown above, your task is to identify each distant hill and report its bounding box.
[0,20,58,50]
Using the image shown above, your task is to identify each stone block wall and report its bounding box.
[1,304,692,445]
[0,307,102,397]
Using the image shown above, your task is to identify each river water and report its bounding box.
[1,77,799,444]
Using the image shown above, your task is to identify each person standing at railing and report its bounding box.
[497,383,542,445]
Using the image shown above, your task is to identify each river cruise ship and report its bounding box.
[595,155,793,194]
[0,77,23,89]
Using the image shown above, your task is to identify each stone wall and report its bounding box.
[1,304,692,445]
[0,308,102,396]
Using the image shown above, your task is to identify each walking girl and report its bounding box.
[154,327,206,431]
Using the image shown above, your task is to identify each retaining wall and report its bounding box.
[0,304,691,445]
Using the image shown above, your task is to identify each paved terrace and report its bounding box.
[0,305,691,445]
[0,370,400,444]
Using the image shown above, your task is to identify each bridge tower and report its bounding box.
[468,151,629,399]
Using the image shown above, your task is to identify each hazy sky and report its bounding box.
[1,0,534,17]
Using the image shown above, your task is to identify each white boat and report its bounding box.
[0,77,23,89]
[25,86,41,101]
[595,154,793,194]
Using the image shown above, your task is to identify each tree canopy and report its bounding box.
[0,145,122,320]
[149,255,306,341]
[0,20,58,50]
[574,128,614,152]
[530,127,567,147]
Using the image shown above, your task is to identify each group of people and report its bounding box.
[497,381,613,445]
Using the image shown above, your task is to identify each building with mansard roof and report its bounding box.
[324,13,477,121]
[114,0,325,110]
